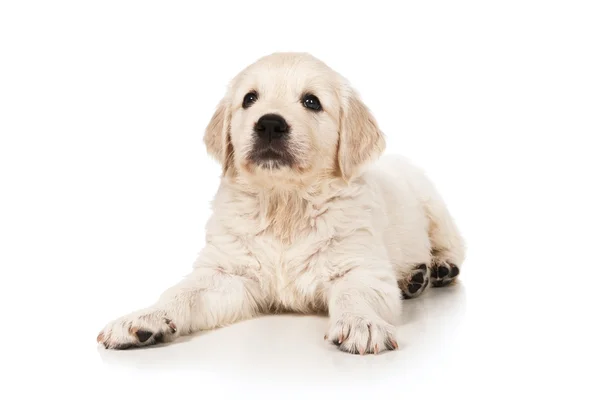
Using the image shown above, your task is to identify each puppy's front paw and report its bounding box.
[97,308,178,350]
[326,314,398,355]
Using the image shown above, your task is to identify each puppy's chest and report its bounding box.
[252,230,335,310]
[218,189,374,310]
[231,212,345,311]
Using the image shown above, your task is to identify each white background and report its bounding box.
[1,1,599,399]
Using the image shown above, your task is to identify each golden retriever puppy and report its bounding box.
[97,53,465,354]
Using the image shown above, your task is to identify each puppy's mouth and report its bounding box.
[249,145,294,169]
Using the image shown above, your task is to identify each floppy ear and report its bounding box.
[338,91,386,181]
[204,98,234,175]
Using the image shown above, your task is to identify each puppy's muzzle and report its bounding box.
[250,114,293,167]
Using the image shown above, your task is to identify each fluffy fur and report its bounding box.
[97,53,465,355]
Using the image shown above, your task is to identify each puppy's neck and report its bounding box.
[226,174,349,243]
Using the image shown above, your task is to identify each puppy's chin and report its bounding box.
[254,159,290,171]
[248,148,295,170]
[242,152,311,184]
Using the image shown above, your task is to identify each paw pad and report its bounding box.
[400,264,430,299]
[135,330,153,343]
[431,262,459,287]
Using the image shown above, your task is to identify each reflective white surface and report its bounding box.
[12,260,597,399]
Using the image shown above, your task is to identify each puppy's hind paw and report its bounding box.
[431,260,460,287]
[399,264,430,299]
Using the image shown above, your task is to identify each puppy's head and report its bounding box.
[204,53,384,184]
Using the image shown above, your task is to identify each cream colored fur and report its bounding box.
[98,53,465,355]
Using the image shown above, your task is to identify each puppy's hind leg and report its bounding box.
[425,192,465,287]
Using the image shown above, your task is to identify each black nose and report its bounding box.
[255,114,289,141]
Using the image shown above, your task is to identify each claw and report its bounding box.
[359,347,366,355]
[390,339,398,350]
[164,318,177,333]
[374,344,379,354]
[97,332,105,343]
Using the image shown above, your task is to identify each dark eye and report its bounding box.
[302,94,322,111]
[242,92,258,109]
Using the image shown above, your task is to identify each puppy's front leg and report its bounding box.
[326,265,402,355]
[98,266,263,349]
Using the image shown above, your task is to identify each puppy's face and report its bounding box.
[205,53,385,184]
[229,55,340,177]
